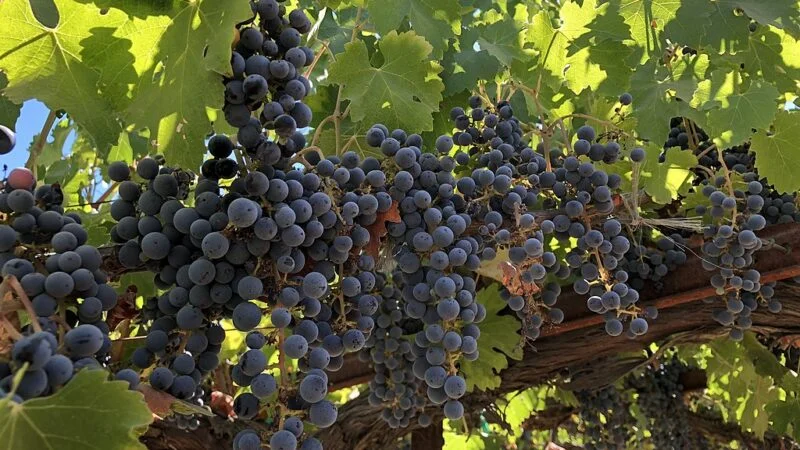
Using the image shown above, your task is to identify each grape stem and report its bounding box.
[694,143,717,161]
[337,263,346,325]
[233,147,248,176]
[57,298,67,341]
[25,109,59,179]
[550,113,628,136]
[90,182,119,210]
[277,328,288,428]
[303,40,329,79]
[6,275,42,333]
[0,315,22,340]
[714,140,737,223]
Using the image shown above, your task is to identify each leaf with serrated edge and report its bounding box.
[460,284,523,392]
[618,0,680,61]
[477,19,526,67]
[125,0,253,171]
[366,0,460,56]
[0,73,20,131]
[327,31,444,132]
[752,111,800,194]
[0,369,152,450]
[637,143,698,204]
[705,81,778,147]
[0,0,124,149]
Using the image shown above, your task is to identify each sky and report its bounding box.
[1,100,76,171]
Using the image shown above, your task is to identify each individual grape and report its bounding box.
[7,189,34,213]
[14,369,48,399]
[250,373,277,398]
[443,375,466,399]
[630,147,646,162]
[605,319,623,336]
[141,232,171,260]
[228,198,260,228]
[619,93,633,105]
[308,400,338,428]
[299,374,327,403]
[0,125,16,154]
[270,430,297,450]
[443,399,464,419]
[283,334,308,359]
[12,333,52,371]
[576,125,596,142]
[44,272,74,298]
[64,324,103,357]
[44,354,74,387]
[302,272,328,299]
[237,276,263,300]
[233,301,262,331]
[630,317,649,335]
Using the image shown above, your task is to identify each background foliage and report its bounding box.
[0,0,799,448]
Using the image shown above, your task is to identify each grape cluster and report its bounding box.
[575,386,634,449]
[0,167,133,402]
[441,95,659,339]
[363,272,430,428]
[223,0,313,154]
[360,121,485,422]
[617,233,688,291]
[693,175,783,339]
[112,133,405,448]
[625,357,708,449]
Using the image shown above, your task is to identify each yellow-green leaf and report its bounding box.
[460,284,523,392]
[327,31,445,132]
[751,111,800,194]
[0,370,153,450]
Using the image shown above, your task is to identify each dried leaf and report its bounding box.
[138,384,214,418]
[364,200,401,259]
[500,262,541,297]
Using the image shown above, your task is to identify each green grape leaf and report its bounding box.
[443,431,505,450]
[616,0,680,60]
[638,143,698,204]
[698,3,750,53]
[705,81,778,147]
[118,271,157,299]
[527,11,569,92]
[531,0,634,95]
[460,284,523,392]
[662,1,711,50]
[628,71,681,141]
[742,28,800,95]
[0,370,152,450]
[441,48,502,96]
[586,1,631,42]
[718,0,800,37]
[75,210,116,247]
[37,119,73,168]
[767,398,800,441]
[327,31,444,132]
[0,0,124,149]
[366,0,461,56]
[0,73,20,130]
[476,18,526,67]
[751,111,800,194]
[125,0,253,171]
[497,388,545,438]
[707,335,781,439]
[628,57,708,141]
